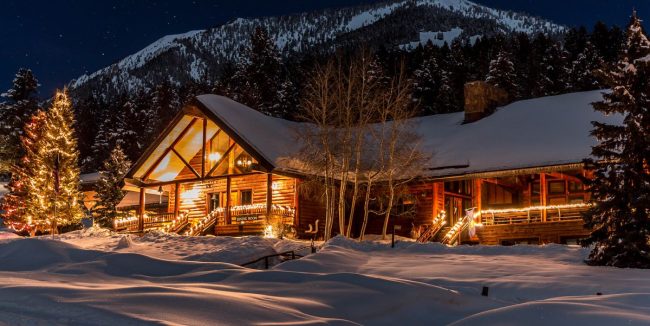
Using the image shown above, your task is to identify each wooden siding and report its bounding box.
[297,194,327,238]
[476,220,589,245]
[167,173,297,221]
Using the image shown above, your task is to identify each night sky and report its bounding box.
[1,0,648,95]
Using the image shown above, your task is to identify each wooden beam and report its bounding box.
[474,179,482,213]
[142,117,198,181]
[174,182,180,218]
[540,173,547,222]
[205,143,236,178]
[547,171,582,183]
[171,147,201,178]
[266,173,273,218]
[132,171,266,188]
[225,176,232,225]
[138,187,145,232]
[201,118,207,178]
[294,178,300,228]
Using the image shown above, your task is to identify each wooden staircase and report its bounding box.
[417,212,447,243]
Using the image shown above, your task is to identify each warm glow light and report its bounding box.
[479,203,590,215]
[181,187,201,200]
[209,152,222,162]
[157,172,178,182]
[264,224,274,238]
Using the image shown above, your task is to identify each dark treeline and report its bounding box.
[1,22,625,174]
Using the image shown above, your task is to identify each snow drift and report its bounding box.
[0,233,649,325]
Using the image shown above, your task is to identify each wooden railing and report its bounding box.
[144,212,176,227]
[480,203,590,225]
[209,204,296,221]
[114,212,181,232]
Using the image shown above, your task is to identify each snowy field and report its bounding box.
[0,229,649,325]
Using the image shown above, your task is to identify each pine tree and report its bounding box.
[582,11,650,268]
[94,145,131,228]
[151,80,181,137]
[535,42,569,97]
[486,47,517,97]
[0,111,47,229]
[35,89,83,233]
[436,68,458,114]
[412,44,441,115]
[0,68,39,173]
[230,27,287,117]
[569,41,604,91]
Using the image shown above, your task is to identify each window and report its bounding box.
[568,181,583,193]
[240,189,253,205]
[548,180,566,194]
[444,180,472,196]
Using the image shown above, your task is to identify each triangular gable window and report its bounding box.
[133,114,258,182]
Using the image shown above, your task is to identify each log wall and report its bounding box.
[167,173,297,220]
[476,220,589,245]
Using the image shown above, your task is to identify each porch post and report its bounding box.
[201,118,207,178]
[174,182,180,218]
[540,173,547,222]
[473,179,482,213]
[226,175,232,224]
[293,179,300,229]
[266,173,273,218]
[138,187,145,232]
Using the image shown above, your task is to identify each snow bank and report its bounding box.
[451,293,650,325]
[1,232,648,324]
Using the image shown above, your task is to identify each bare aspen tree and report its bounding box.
[375,63,427,240]
[299,61,338,240]
[298,54,425,241]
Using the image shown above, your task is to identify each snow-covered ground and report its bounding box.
[0,229,648,325]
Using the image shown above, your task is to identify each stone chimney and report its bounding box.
[463,81,509,123]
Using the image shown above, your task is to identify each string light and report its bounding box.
[162,211,188,233]
[479,203,591,215]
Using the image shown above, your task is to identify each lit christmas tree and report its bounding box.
[94,144,131,227]
[1,110,47,232]
[583,11,650,268]
[25,89,83,234]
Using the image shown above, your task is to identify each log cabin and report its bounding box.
[118,82,621,245]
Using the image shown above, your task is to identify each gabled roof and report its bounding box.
[195,90,621,178]
[415,90,622,177]
[195,95,301,172]
[128,90,621,183]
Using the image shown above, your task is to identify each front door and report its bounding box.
[445,196,465,226]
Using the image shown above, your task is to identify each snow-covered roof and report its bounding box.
[196,90,620,178]
[196,95,302,170]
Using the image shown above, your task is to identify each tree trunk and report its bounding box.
[381,180,395,240]
[359,180,373,241]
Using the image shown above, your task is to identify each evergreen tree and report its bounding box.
[0,111,47,229]
[535,42,569,97]
[564,26,589,63]
[0,68,39,173]
[486,47,517,97]
[8,90,83,234]
[582,11,650,268]
[94,145,131,227]
[568,41,605,91]
[436,68,458,113]
[151,80,181,137]
[412,44,441,115]
[231,27,288,117]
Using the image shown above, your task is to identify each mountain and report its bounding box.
[69,0,565,97]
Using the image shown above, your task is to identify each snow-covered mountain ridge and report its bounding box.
[70,0,565,96]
